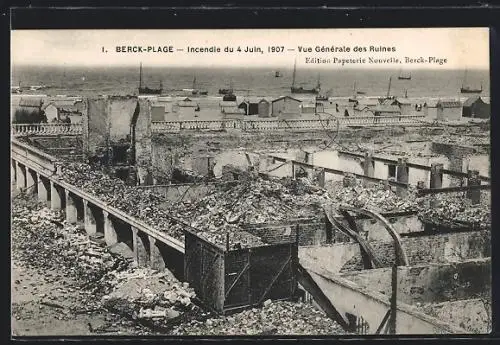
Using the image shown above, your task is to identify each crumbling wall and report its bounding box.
[242,218,328,246]
[431,142,478,186]
[84,98,107,155]
[304,231,490,273]
[134,98,153,185]
[420,298,491,334]
[341,258,491,305]
[108,97,138,142]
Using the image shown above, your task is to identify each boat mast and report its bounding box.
[292,58,297,88]
[192,76,196,90]
[386,76,392,98]
[139,62,143,89]
[462,69,468,88]
[317,73,321,90]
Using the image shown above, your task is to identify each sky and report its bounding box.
[11,28,490,70]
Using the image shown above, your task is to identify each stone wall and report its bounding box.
[134,99,153,185]
[340,258,491,305]
[300,230,490,273]
[420,298,491,334]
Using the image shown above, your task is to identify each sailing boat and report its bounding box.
[138,62,162,95]
[349,81,359,102]
[378,76,394,103]
[398,70,411,80]
[219,79,234,95]
[275,71,282,78]
[184,76,208,96]
[460,69,482,93]
[290,58,320,94]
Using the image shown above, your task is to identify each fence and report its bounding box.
[12,115,426,136]
[152,115,426,133]
[12,123,83,136]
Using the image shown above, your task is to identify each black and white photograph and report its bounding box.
[10,26,491,336]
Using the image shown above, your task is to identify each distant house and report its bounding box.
[393,98,413,115]
[14,97,44,123]
[423,99,439,119]
[301,102,324,114]
[436,100,462,121]
[42,102,83,123]
[462,96,490,119]
[371,105,401,117]
[257,99,271,118]
[220,101,240,114]
[238,98,262,115]
[377,98,412,115]
[271,96,302,118]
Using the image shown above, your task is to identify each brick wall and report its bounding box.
[330,230,490,272]
[431,142,479,186]
[84,98,107,155]
[242,217,330,246]
[341,259,491,305]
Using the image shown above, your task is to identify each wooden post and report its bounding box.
[389,264,398,334]
[295,224,300,244]
[396,158,408,197]
[362,152,375,187]
[430,163,443,189]
[466,170,481,205]
[226,232,230,252]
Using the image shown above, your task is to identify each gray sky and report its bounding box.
[11,28,489,69]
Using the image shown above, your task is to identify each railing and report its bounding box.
[152,115,426,133]
[12,115,426,136]
[12,123,83,136]
[10,138,184,253]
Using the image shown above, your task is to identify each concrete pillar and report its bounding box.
[132,227,149,267]
[396,158,409,197]
[83,200,97,236]
[466,170,481,205]
[317,168,326,188]
[16,162,26,190]
[149,236,166,271]
[103,211,118,246]
[26,168,37,194]
[50,181,62,210]
[65,190,78,224]
[11,160,16,184]
[430,163,443,189]
[37,173,48,203]
[363,152,375,178]
[362,152,375,187]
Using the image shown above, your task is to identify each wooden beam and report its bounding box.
[417,184,491,196]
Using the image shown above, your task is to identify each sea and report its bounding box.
[11,66,490,103]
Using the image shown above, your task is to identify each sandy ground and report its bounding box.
[10,183,151,337]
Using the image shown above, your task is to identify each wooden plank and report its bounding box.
[257,255,291,305]
[224,261,250,299]
[296,263,350,329]
[417,184,491,196]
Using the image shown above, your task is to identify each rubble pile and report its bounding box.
[102,268,199,328]
[169,177,331,248]
[417,193,491,229]
[171,300,349,336]
[59,162,186,241]
[11,193,132,307]
[326,179,418,213]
